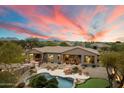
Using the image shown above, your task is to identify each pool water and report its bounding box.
[39,73,74,88]
[57,77,74,88]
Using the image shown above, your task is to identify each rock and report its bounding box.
[15,82,25,88]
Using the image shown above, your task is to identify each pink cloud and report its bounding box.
[0,22,50,39]
[106,6,124,24]
[7,6,89,40]
[89,23,124,41]
[2,5,124,42]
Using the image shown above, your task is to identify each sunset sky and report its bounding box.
[0,5,124,42]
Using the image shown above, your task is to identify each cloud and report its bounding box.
[115,36,124,41]
[0,22,50,39]
[6,6,89,39]
[1,5,124,42]
[88,23,124,41]
[106,6,124,24]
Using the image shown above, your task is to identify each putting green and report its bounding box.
[76,78,110,88]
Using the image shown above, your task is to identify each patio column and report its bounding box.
[54,54,58,63]
[94,55,97,65]
[81,55,84,65]
[61,54,63,64]
[41,53,43,62]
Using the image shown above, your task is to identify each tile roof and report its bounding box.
[33,46,99,55]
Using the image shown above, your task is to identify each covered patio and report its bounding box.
[27,49,43,62]
[63,54,81,65]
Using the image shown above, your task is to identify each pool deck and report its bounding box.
[37,68,90,80]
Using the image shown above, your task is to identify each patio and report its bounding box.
[36,67,90,80]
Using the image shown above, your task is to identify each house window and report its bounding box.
[48,54,54,62]
[84,55,95,64]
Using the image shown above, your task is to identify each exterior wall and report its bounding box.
[30,48,99,66]
[62,48,98,65]
[53,53,61,63]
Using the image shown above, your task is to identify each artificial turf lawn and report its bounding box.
[76,78,110,88]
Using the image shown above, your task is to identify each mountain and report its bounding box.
[0,37,19,41]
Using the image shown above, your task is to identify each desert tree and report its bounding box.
[0,42,25,71]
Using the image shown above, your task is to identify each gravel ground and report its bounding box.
[82,67,108,79]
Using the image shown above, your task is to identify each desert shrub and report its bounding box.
[0,71,17,88]
[47,78,58,85]
[29,75,58,88]
[45,83,58,88]
[0,71,17,83]
[92,64,96,68]
[72,67,79,73]
[29,75,47,88]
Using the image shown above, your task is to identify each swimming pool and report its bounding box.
[28,73,74,88]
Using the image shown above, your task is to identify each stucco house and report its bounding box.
[28,46,100,66]
[91,43,110,50]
